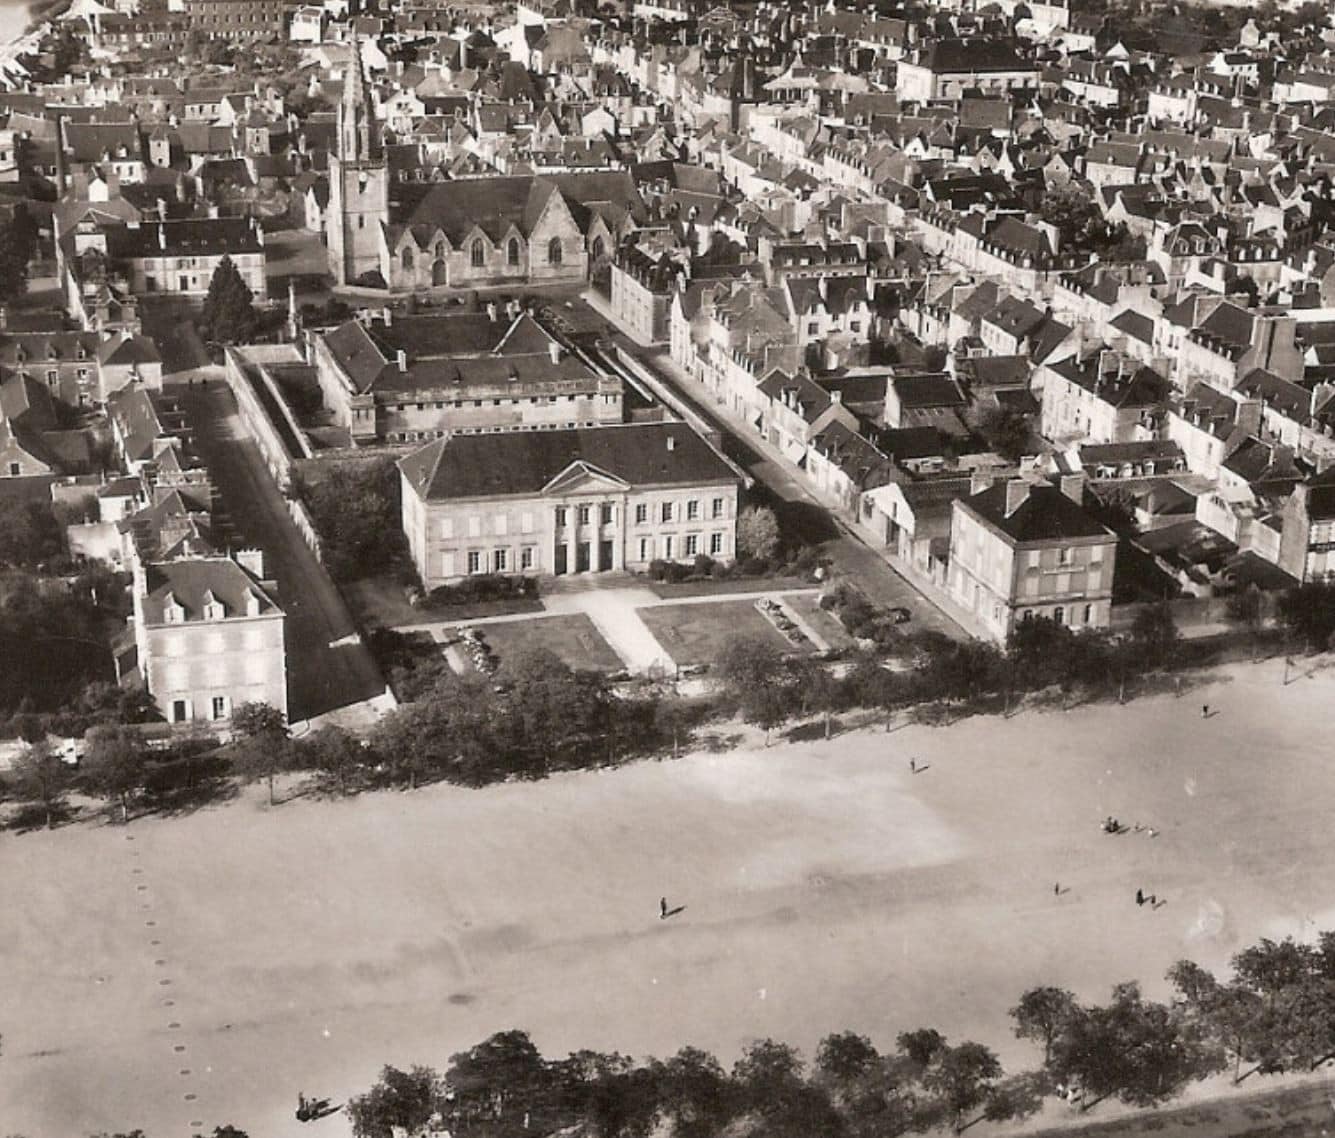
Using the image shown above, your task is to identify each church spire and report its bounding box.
[339,34,376,162]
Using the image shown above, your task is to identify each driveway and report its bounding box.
[636,347,967,641]
[180,381,388,722]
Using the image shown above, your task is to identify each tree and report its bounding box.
[736,505,781,562]
[1226,584,1264,659]
[712,634,795,741]
[230,700,289,805]
[920,1042,1002,1133]
[1130,600,1179,669]
[896,1028,947,1073]
[975,403,1032,463]
[9,740,71,829]
[294,458,407,582]
[1038,184,1139,259]
[200,255,259,344]
[1277,582,1335,651]
[446,1030,549,1117]
[1048,982,1223,1112]
[732,1038,805,1108]
[301,724,364,794]
[815,1032,881,1088]
[0,211,35,303]
[651,1046,736,1138]
[82,724,146,823]
[0,496,63,568]
[1011,986,1079,1064]
[347,1065,444,1138]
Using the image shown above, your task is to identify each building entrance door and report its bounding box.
[576,542,591,572]
[600,540,614,570]
[554,544,568,575]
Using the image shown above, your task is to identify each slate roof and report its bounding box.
[399,423,738,501]
[963,481,1113,543]
[141,557,279,625]
[104,218,263,259]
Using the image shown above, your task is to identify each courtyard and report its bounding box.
[2,658,1333,1138]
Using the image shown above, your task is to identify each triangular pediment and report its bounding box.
[542,460,629,495]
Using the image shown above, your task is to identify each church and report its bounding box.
[328,38,643,291]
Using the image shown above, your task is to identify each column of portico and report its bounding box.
[611,499,624,570]
[590,503,603,573]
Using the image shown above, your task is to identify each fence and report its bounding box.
[222,348,297,490]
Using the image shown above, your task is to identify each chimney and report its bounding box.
[382,305,392,326]
[1004,479,1030,516]
[548,340,563,364]
[970,467,995,495]
[156,197,167,222]
[486,301,499,322]
[157,224,166,251]
[1059,473,1085,505]
[397,349,407,372]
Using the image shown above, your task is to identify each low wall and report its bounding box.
[287,496,323,564]
[222,348,296,490]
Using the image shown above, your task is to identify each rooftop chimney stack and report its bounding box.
[397,349,407,371]
[548,340,562,364]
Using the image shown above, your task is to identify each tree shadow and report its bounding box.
[3,800,79,833]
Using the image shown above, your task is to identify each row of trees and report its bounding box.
[714,604,1185,741]
[346,931,1335,1138]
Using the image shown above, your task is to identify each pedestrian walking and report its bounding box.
[1136,888,1145,907]
[909,758,916,774]
[1202,704,1210,718]
[659,897,668,920]
[1054,882,1060,896]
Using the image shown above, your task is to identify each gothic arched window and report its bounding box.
[402,246,414,271]
[592,236,606,261]
[548,237,563,265]
[471,239,486,267]
[508,238,521,266]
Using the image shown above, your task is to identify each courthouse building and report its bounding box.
[398,423,742,586]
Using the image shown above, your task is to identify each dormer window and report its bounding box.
[163,590,185,623]
[245,591,261,617]
[201,589,225,621]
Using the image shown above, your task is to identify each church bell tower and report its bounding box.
[327,36,388,287]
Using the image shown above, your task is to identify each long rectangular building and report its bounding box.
[398,422,741,587]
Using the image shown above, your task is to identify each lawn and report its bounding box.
[344,576,544,630]
[470,613,623,672]
[6,658,1335,1138]
[638,599,807,666]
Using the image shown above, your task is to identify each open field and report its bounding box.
[639,598,807,665]
[468,612,623,672]
[3,658,1335,1138]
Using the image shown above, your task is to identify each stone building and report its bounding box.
[398,422,741,586]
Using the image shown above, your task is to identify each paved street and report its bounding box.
[627,344,967,641]
[180,381,388,722]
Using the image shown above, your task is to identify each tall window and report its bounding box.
[401,246,414,271]
[548,237,562,265]
[661,502,673,523]
[508,238,520,266]
[710,532,723,555]
[592,236,605,260]
[712,496,725,519]
[471,239,485,267]
[577,504,591,525]
[686,499,700,521]
[493,548,508,573]
[555,506,568,527]
[600,504,613,525]
[467,550,482,574]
